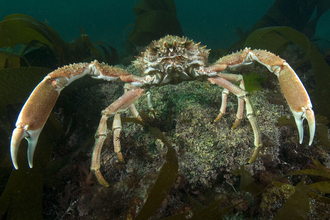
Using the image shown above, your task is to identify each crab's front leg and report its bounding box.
[211,73,246,129]
[10,61,147,170]
[205,48,315,162]
[207,76,262,163]
[91,87,144,186]
[10,63,91,169]
[248,49,315,145]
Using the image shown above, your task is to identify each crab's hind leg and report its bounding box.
[91,87,144,187]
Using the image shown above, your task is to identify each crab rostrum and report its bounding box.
[10,35,315,186]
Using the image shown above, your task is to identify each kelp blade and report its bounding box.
[134,124,178,220]
[0,117,61,220]
[274,178,309,220]
[0,51,21,69]
[0,14,67,64]
[0,67,51,106]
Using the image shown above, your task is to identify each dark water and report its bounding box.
[2,0,329,54]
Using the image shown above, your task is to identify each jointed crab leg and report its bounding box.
[249,49,315,145]
[212,73,246,129]
[206,48,315,161]
[91,88,144,187]
[208,77,262,162]
[213,88,229,122]
[11,62,91,169]
[124,83,143,121]
[10,61,147,170]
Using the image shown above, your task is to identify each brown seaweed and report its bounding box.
[273,178,309,220]
[0,14,119,69]
[134,123,178,219]
[232,0,330,50]
[0,67,51,106]
[0,117,63,220]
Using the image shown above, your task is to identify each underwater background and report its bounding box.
[2,0,329,54]
[1,0,330,219]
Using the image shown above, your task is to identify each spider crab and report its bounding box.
[10,35,315,186]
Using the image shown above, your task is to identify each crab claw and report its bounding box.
[10,127,27,169]
[292,107,315,146]
[246,49,316,145]
[10,63,95,169]
[274,62,316,145]
[10,75,63,169]
[10,125,42,169]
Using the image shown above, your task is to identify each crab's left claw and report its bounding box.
[292,106,315,146]
[274,62,315,146]
[248,49,316,145]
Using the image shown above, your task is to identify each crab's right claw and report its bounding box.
[10,127,28,169]
[305,108,316,145]
[9,75,62,169]
[10,63,93,169]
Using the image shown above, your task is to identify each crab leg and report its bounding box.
[208,77,262,163]
[212,73,246,129]
[213,88,229,122]
[11,63,91,169]
[10,61,147,170]
[206,48,315,161]
[91,88,144,187]
[248,49,315,145]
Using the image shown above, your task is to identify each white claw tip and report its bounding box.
[10,127,41,170]
[292,111,304,144]
[292,107,315,146]
[10,128,28,170]
[26,129,41,169]
[305,108,315,146]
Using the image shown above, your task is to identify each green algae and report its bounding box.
[242,72,267,92]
